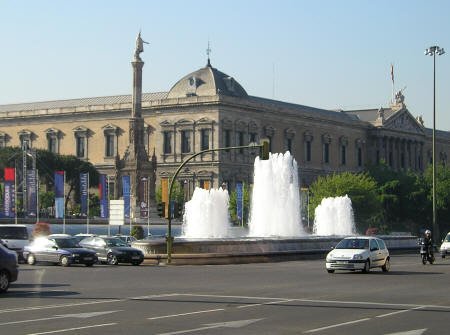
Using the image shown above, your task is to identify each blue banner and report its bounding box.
[80,173,89,217]
[54,171,65,218]
[3,181,15,218]
[27,170,37,217]
[99,174,109,218]
[122,175,131,218]
[236,182,243,221]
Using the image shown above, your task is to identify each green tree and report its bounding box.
[309,172,381,233]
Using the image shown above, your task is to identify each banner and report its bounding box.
[54,171,65,219]
[236,182,243,221]
[80,173,89,217]
[4,168,15,218]
[139,176,148,218]
[122,175,131,219]
[27,170,37,217]
[99,174,109,218]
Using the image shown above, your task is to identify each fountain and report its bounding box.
[248,152,305,237]
[313,195,356,236]
[133,153,418,264]
[182,187,231,238]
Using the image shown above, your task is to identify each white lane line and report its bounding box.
[237,299,296,309]
[24,323,117,335]
[0,299,122,314]
[147,308,225,320]
[376,306,424,318]
[304,318,371,333]
[0,293,180,314]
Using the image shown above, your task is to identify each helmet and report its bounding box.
[425,229,431,235]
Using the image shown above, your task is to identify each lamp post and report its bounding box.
[425,45,445,244]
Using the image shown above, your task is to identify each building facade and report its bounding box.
[1,59,450,217]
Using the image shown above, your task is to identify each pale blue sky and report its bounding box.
[1,0,449,129]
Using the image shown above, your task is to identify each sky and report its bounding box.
[1,0,449,130]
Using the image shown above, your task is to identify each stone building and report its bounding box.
[1,56,450,218]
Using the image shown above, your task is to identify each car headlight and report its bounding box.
[326,254,334,262]
[352,254,364,260]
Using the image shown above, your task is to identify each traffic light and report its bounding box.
[157,202,165,217]
[260,139,270,160]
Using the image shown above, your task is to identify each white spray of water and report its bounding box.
[247,152,305,237]
[313,195,356,235]
[181,187,231,238]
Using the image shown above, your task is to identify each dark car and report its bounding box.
[0,242,19,293]
[79,236,144,265]
[24,236,98,267]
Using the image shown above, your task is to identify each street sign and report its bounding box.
[109,200,125,226]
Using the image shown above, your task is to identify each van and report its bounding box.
[0,224,30,261]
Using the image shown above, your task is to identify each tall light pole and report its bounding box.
[425,45,445,244]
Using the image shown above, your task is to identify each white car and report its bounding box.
[326,236,390,273]
[439,232,450,258]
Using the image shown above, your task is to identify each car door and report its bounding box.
[94,238,108,259]
[45,239,60,263]
[369,239,382,266]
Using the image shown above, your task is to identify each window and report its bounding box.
[76,136,85,158]
[105,134,115,157]
[268,136,272,152]
[163,131,172,154]
[249,132,257,143]
[103,125,118,158]
[237,131,244,153]
[181,130,191,153]
[200,129,209,151]
[323,143,330,163]
[341,145,346,165]
[305,141,311,162]
[224,129,231,151]
[287,138,292,153]
[0,133,6,148]
[48,136,57,153]
[358,148,363,167]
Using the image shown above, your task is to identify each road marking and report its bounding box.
[147,308,225,320]
[24,323,117,335]
[376,306,424,318]
[304,318,371,333]
[237,299,296,309]
[385,329,427,335]
[155,318,263,335]
[0,310,121,326]
[0,300,122,314]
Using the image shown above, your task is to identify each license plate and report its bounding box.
[336,261,347,264]
[84,257,93,261]
[131,256,141,260]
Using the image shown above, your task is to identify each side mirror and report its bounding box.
[52,246,58,250]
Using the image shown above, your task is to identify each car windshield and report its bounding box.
[105,238,128,247]
[54,238,80,248]
[335,238,369,249]
[0,226,28,239]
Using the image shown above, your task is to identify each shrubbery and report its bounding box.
[131,225,144,240]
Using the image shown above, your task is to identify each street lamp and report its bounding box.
[425,45,445,244]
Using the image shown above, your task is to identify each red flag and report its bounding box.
[390,64,394,84]
[4,168,15,181]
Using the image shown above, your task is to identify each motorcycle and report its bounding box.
[418,238,435,265]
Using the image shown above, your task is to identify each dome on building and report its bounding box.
[167,60,248,99]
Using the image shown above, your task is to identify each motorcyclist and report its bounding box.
[423,229,434,257]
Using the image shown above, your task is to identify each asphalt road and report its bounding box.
[2,254,449,335]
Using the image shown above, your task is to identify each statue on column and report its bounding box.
[134,31,149,61]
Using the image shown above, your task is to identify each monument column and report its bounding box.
[120,32,158,222]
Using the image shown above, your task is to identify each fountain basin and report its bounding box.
[132,235,419,265]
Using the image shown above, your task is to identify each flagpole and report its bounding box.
[87,173,90,234]
[14,164,18,225]
[63,171,66,234]
[36,169,39,224]
[391,63,395,103]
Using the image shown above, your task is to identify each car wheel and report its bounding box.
[60,255,70,267]
[382,258,390,272]
[107,254,118,265]
[0,270,10,293]
[362,260,370,273]
[442,254,445,259]
[327,269,335,274]
[27,254,36,265]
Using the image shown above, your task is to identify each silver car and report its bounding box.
[326,236,390,273]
